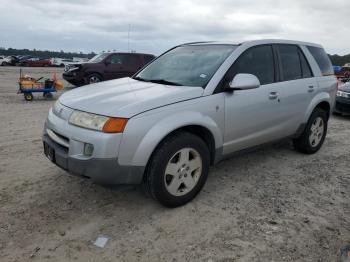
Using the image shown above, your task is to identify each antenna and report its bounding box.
[127,24,131,53]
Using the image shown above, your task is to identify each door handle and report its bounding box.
[308,86,315,93]
[269,92,279,100]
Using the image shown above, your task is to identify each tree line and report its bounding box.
[0,48,96,59]
[329,54,350,66]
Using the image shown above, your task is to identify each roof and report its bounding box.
[100,52,155,56]
[184,39,322,48]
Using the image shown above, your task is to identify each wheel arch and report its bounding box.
[151,125,217,165]
[84,72,103,82]
[315,101,330,119]
[124,111,223,170]
[304,93,331,122]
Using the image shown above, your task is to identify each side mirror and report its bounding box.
[228,73,260,90]
[104,59,111,65]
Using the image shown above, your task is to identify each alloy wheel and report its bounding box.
[89,76,101,84]
[309,117,324,147]
[164,148,202,196]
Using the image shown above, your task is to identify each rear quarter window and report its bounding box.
[307,46,334,76]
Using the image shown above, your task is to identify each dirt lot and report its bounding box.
[0,66,350,262]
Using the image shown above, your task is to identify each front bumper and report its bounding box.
[42,108,145,184]
[62,72,83,86]
[334,97,350,114]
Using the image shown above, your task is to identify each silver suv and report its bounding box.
[43,39,337,207]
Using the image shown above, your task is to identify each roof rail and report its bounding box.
[180,41,214,46]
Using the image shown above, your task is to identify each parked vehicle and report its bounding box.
[336,66,350,82]
[334,79,350,115]
[0,55,18,66]
[43,40,336,207]
[0,56,6,65]
[17,55,33,64]
[72,57,89,63]
[62,52,155,86]
[51,58,76,67]
[21,58,52,67]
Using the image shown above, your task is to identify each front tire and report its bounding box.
[293,108,328,154]
[144,132,210,207]
[86,73,102,85]
[24,93,33,101]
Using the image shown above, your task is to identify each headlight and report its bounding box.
[68,67,79,72]
[337,90,350,98]
[69,110,128,133]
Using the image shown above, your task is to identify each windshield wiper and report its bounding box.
[133,76,150,82]
[148,79,183,86]
[133,77,183,86]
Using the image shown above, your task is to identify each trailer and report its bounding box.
[17,69,64,101]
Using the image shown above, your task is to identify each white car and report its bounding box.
[0,56,13,66]
[51,58,76,67]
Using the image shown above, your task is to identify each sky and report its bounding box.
[0,0,349,55]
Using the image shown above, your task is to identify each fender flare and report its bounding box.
[131,111,223,167]
[303,92,331,123]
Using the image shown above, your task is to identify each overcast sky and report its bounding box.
[0,0,349,55]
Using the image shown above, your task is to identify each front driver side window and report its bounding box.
[223,45,275,88]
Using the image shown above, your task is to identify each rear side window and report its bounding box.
[277,44,313,81]
[229,45,275,85]
[307,46,333,76]
[299,50,313,78]
[278,45,302,81]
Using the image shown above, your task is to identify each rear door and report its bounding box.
[275,44,317,135]
[223,45,286,154]
[104,54,129,80]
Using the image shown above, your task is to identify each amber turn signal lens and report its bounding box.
[102,118,128,133]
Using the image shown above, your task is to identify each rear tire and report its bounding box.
[43,92,53,99]
[293,108,328,154]
[144,132,210,207]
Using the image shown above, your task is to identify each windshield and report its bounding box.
[88,53,109,63]
[134,45,236,87]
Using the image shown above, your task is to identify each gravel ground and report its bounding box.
[0,66,350,262]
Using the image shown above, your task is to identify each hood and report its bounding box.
[59,78,204,118]
[64,62,88,71]
[339,82,350,92]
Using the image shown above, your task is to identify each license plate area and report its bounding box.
[44,142,56,163]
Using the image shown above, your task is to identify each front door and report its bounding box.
[222,45,286,154]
